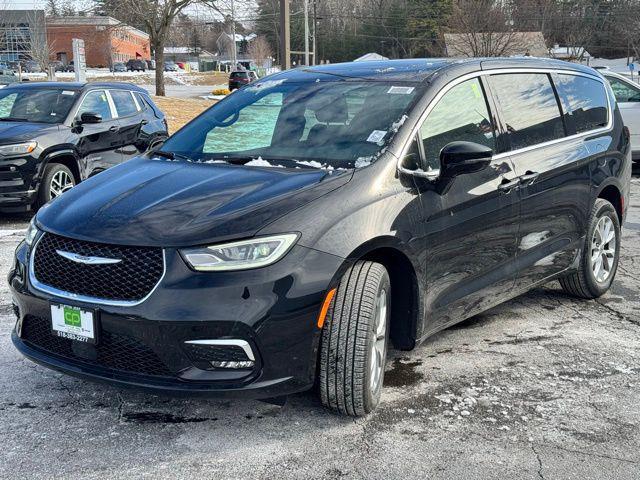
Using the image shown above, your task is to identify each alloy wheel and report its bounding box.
[50,170,74,199]
[590,215,616,283]
[369,288,388,395]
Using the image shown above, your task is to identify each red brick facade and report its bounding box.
[47,17,150,67]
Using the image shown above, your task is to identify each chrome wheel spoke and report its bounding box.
[369,287,388,394]
[50,171,74,199]
[590,216,616,284]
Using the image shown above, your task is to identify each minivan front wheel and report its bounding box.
[37,163,75,208]
[319,260,391,416]
[560,198,620,299]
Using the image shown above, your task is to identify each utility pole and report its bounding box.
[312,0,317,65]
[279,0,291,70]
[303,0,309,66]
[230,0,237,69]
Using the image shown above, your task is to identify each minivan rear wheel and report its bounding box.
[319,260,391,416]
[559,198,620,299]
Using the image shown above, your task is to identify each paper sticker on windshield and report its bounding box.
[470,82,482,99]
[367,130,387,144]
[387,86,415,95]
[61,90,75,95]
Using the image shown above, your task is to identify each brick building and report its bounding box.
[47,16,150,67]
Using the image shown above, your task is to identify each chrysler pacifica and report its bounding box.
[10,58,630,416]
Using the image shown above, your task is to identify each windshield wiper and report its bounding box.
[0,117,29,122]
[152,150,191,161]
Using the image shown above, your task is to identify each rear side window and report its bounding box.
[418,78,495,172]
[605,75,640,103]
[133,92,146,111]
[110,90,138,117]
[556,74,609,133]
[490,73,565,151]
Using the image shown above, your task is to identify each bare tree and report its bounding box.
[447,0,528,57]
[247,35,272,68]
[97,0,220,95]
[26,11,56,74]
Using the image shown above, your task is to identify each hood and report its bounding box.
[38,157,353,247]
[0,121,57,143]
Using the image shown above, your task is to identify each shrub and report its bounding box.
[212,88,230,96]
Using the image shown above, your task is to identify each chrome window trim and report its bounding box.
[184,339,256,361]
[397,67,614,180]
[28,232,167,307]
[131,90,141,111]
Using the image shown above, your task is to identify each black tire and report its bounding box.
[559,198,620,299]
[35,163,75,209]
[319,260,391,416]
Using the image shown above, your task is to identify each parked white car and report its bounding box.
[602,71,640,162]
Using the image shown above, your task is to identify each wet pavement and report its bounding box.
[1,176,640,479]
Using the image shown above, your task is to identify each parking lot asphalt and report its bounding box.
[1,178,640,480]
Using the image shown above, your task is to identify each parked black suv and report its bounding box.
[0,82,168,211]
[10,59,631,415]
[126,59,146,72]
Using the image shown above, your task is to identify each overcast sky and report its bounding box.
[2,0,257,25]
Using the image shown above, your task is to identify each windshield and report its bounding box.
[0,87,78,123]
[160,78,421,168]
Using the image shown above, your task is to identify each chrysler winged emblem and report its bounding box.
[56,250,122,265]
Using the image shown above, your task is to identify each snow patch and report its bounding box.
[355,156,374,169]
[247,79,286,92]
[245,157,285,168]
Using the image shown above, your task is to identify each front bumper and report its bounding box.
[9,239,345,398]
[0,153,40,210]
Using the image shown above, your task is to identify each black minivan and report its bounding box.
[10,58,631,416]
[0,82,168,211]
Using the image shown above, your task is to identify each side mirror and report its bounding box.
[78,111,102,124]
[440,141,493,178]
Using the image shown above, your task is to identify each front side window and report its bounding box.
[557,74,609,133]
[110,90,138,117]
[606,75,640,103]
[418,78,495,172]
[490,73,565,150]
[161,79,421,168]
[77,90,113,121]
[0,88,78,123]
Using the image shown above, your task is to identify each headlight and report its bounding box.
[0,142,37,157]
[181,233,299,271]
[25,217,38,246]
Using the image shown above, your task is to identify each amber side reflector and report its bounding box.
[317,288,337,329]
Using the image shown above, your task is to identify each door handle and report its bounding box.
[497,178,520,194]
[109,125,120,132]
[519,171,539,185]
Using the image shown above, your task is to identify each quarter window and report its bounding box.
[605,76,640,103]
[77,90,113,121]
[418,78,495,172]
[110,90,138,117]
[490,73,565,150]
[557,74,609,133]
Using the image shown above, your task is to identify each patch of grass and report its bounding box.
[151,96,215,133]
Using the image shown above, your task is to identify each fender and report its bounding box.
[39,148,84,183]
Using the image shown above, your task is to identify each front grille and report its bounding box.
[21,315,172,377]
[32,233,163,302]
